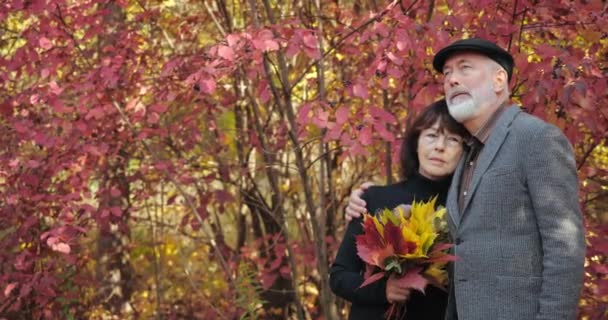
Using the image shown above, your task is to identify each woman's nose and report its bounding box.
[434,136,447,150]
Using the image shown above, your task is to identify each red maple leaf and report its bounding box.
[383,221,416,256]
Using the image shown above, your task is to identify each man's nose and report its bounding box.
[446,73,460,87]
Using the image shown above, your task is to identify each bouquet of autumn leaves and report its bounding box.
[356,197,456,319]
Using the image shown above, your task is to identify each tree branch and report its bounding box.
[289,0,399,93]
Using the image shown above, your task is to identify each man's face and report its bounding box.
[442,52,497,124]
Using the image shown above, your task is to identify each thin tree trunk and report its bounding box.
[150,186,164,320]
[244,1,308,319]
[257,0,334,318]
[383,89,393,183]
[313,0,339,317]
[95,2,134,315]
[96,154,134,315]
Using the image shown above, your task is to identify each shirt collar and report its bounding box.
[470,102,510,146]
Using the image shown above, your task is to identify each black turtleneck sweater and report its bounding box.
[330,173,451,320]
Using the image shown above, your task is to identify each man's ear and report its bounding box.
[493,68,508,93]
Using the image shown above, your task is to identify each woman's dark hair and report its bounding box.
[399,99,470,180]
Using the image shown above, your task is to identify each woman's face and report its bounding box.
[417,120,464,180]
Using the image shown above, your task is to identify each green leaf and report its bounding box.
[384,257,402,274]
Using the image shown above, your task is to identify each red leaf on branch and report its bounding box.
[353,83,369,100]
[18,283,32,299]
[39,37,52,50]
[377,59,387,73]
[27,160,41,169]
[396,35,411,52]
[49,98,70,114]
[166,194,177,205]
[324,125,342,142]
[263,40,279,52]
[109,206,123,217]
[49,81,63,95]
[535,44,564,59]
[257,29,274,40]
[51,242,71,254]
[358,125,373,146]
[269,257,282,270]
[252,30,279,52]
[303,46,321,59]
[374,22,389,37]
[161,59,179,77]
[196,206,208,221]
[285,41,300,57]
[387,52,403,66]
[85,107,105,120]
[335,106,350,125]
[149,104,168,114]
[198,78,216,94]
[411,86,436,111]
[110,187,122,197]
[297,103,313,125]
[217,45,235,61]
[374,124,395,142]
[312,110,329,128]
[260,272,278,290]
[4,283,17,297]
[302,34,317,49]
[226,34,240,47]
[369,106,396,123]
[147,112,160,124]
[215,190,234,204]
[257,81,271,103]
[591,264,608,275]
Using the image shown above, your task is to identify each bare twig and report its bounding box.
[204,0,227,37]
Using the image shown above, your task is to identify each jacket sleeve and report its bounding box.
[525,125,586,320]
[329,191,389,306]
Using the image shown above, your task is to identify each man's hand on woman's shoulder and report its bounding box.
[344,182,375,222]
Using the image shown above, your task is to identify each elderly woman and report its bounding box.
[330,99,468,320]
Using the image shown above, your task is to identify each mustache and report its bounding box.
[447,88,470,100]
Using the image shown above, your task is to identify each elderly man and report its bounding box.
[344,38,586,320]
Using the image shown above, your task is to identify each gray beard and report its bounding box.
[447,99,477,123]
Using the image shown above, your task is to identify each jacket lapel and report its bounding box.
[460,106,520,219]
[447,155,465,228]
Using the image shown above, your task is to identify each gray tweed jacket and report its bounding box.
[445,105,585,320]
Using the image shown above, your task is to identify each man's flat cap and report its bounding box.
[433,38,514,81]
